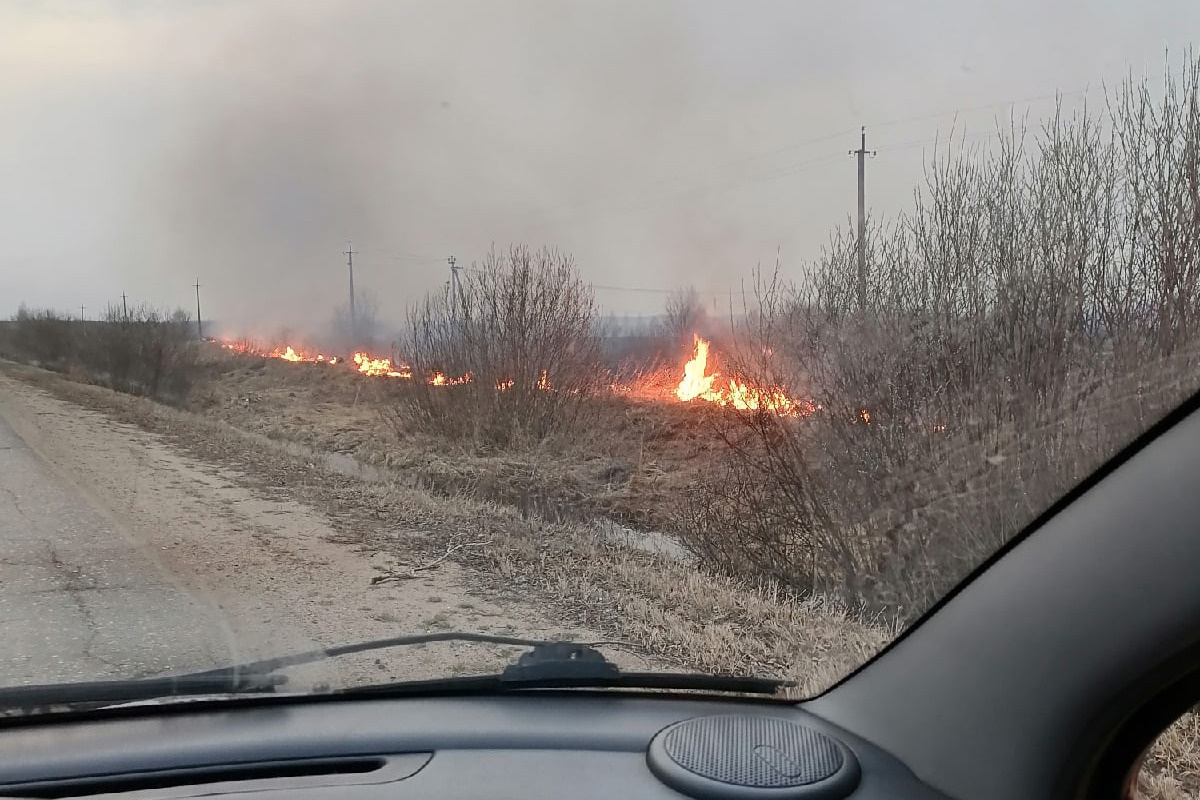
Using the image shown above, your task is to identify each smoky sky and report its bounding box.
[2,0,1197,339]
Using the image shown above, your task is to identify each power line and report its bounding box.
[323,82,1124,297]
[356,248,444,263]
[528,151,846,232]
[326,87,1112,271]
[874,129,996,153]
[591,283,737,296]
[522,83,1110,233]
[868,89,1083,132]
[433,264,735,298]
[864,66,1193,134]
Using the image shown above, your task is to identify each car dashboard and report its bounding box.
[0,693,947,800]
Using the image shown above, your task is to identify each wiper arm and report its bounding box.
[331,639,792,696]
[0,633,534,711]
[337,668,791,697]
[219,633,790,694]
[0,632,791,711]
[0,672,285,711]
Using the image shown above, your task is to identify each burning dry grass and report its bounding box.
[0,359,888,695]
[191,344,723,532]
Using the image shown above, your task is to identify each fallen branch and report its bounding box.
[370,532,493,585]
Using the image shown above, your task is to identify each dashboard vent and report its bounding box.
[1,756,392,798]
[647,715,859,800]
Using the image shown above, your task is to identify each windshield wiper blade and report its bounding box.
[0,632,791,711]
[200,633,790,694]
[0,633,535,712]
[335,669,791,697]
[325,638,792,696]
[0,672,285,711]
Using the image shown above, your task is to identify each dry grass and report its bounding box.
[5,359,1197,797]
[1,360,888,695]
[401,245,605,447]
[0,305,198,403]
[1139,714,1200,799]
[673,56,1200,623]
[189,348,718,531]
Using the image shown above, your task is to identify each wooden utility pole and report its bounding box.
[344,241,357,339]
[849,126,876,311]
[447,255,460,320]
[194,279,203,339]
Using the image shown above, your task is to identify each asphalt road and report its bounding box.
[0,367,628,699]
[0,405,231,688]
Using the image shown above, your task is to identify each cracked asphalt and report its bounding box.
[0,405,229,687]
[0,367,618,698]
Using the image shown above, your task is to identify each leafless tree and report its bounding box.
[662,286,708,350]
[398,245,604,448]
[679,53,1200,621]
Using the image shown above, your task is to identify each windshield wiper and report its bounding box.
[333,639,792,696]
[0,631,791,711]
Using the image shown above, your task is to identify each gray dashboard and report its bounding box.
[0,694,946,799]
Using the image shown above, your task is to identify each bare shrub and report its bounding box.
[5,303,198,403]
[399,245,604,448]
[81,305,198,401]
[7,306,76,367]
[662,286,709,350]
[678,54,1200,621]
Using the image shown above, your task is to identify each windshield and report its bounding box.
[0,0,1198,727]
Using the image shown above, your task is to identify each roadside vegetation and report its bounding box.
[3,54,1197,798]
[399,245,605,448]
[684,56,1200,621]
[0,304,198,403]
[177,55,1200,629]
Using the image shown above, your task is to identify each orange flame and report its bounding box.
[352,351,412,378]
[676,335,719,402]
[429,371,471,386]
[274,346,304,362]
[224,340,335,364]
[216,334,807,416]
[673,335,810,417]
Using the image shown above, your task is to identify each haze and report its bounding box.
[2,0,1195,338]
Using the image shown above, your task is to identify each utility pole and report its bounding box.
[80,304,85,322]
[447,255,460,320]
[194,279,203,339]
[344,241,357,340]
[121,292,128,321]
[849,126,876,312]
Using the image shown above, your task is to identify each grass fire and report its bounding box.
[212,331,811,417]
[4,55,1200,798]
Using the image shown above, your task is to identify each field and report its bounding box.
[1,338,1195,797]
[193,349,715,531]
[3,54,1199,797]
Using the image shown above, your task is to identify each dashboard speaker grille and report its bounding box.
[647,715,859,800]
